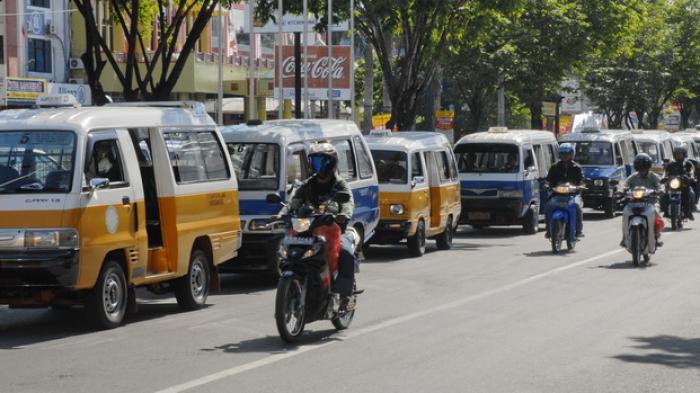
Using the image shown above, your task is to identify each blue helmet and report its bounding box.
[559,143,574,157]
[307,142,339,177]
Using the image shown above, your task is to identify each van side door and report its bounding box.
[81,130,142,286]
[522,145,539,214]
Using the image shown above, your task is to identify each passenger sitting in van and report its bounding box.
[503,153,518,173]
[87,142,121,182]
[459,153,478,171]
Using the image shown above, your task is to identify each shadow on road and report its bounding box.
[200,329,339,354]
[596,261,656,269]
[522,250,568,258]
[613,335,700,369]
[363,245,435,263]
[582,212,616,221]
[218,273,277,295]
[455,227,528,239]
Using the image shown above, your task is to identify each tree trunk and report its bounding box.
[530,102,543,130]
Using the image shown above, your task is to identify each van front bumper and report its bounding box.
[219,233,284,272]
[372,220,413,244]
[0,250,79,289]
[460,198,524,225]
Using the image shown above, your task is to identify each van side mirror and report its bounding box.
[411,176,425,188]
[609,179,619,186]
[89,178,109,191]
[333,192,351,204]
[265,193,282,204]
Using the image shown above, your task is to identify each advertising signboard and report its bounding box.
[275,45,351,101]
[6,77,47,105]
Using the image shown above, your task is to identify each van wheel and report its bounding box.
[604,198,615,218]
[523,205,539,234]
[435,216,454,250]
[85,260,128,330]
[407,220,426,257]
[175,249,210,310]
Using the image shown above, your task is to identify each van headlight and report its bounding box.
[291,218,312,232]
[389,204,405,215]
[25,229,79,249]
[594,179,605,186]
[499,190,523,198]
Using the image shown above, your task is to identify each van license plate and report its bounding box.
[469,212,490,220]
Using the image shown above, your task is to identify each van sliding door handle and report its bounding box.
[122,196,131,205]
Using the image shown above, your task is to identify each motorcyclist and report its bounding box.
[544,143,584,238]
[661,146,695,220]
[277,142,356,309]
[620,153,664,247]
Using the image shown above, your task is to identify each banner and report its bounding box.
[275,46,352,101]
[6,77,47,105]
[435,111,455,143]
[372,113,392,130]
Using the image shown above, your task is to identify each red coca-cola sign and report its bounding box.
[275,46,351,89]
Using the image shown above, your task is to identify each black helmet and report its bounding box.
[673,146,688,160]
[307,142,339,177]
[633,153,652,171]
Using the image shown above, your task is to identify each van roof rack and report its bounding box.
[105,101,208,117]
[35,94,81,108]
[488,126,508,133]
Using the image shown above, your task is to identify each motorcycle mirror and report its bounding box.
[333,192,351,204]
[265,193,282,204]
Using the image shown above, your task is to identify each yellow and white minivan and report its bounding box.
[366,131,461,256]
[0,97,241,329]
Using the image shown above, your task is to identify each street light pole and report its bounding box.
[327,0,333,119]
[217,4,224,126]
[248,0,257,121]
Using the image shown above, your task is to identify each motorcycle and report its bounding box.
[547,183,583,254]
[266,193,360,343]
[621,187,659,267]
[663,176,689,230]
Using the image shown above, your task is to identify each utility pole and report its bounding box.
[217,4,224,126]
[248,0,257,120]
[497,75,505,127]
[327,0,333,119]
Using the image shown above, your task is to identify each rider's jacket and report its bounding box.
[546,160,584,186]
[626,172,661,190]
[665,159,695,178]
[279,173,354,218]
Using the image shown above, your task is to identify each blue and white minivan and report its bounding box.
[220,119,379,274]
[558,127,639,217]
[454,127,558,233]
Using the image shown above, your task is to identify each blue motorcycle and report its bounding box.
[547,184,583,254]
[663,176,687,230]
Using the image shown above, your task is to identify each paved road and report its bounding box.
[2,213,700,393]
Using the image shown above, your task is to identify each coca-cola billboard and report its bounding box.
[275,46,351,100]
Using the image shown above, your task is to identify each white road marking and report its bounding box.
[153,247,628,393]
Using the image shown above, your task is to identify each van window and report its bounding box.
[332,139,357,180]
[448,151,459,181]
[86,139,126,185]
[0,131,75,193]
[287,150,306,187]
[614,143,623,166]
[353,136,374,179]
[437,151,452,182]
[455,143,519,173]
[620,140,633,164]
[412,152,424,179]
[165,131,230,184]
[523,148,535,171]
[372,150,407,184]
[638,142,660,162]
[572,142,613,166]
[227,142,279,190]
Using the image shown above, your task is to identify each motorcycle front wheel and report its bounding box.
[551,220,564,254]
[630,226,641,267]
[275,276,306,343]
[671,204,681,230]
[332,285,357,331]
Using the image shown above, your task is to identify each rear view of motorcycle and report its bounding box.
[266,193,359,343]
[621,187,659,266]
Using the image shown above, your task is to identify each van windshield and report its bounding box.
[637,142,659,162]
[454,144,519,173]
[227,143,279,190]
[571,141,613,166]
[372,150,408,184]
[0,131,75,194]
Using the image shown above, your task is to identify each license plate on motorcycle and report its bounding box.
[468,212,490,220]
[629,202,646,209]
[284,236,314,246]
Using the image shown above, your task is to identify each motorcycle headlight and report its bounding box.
[25,229,79,249]
[499,189,523,198]
[554,185,570,194]
[632,189,645,200]
[291,218,312,233]
[389,204,405,215]
[594,179,605,187]
[670,178,681,190]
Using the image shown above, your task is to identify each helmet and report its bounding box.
[307,142,339,177]
[633,153,652,171]
[559,143,574,157]
[673,146,688,160]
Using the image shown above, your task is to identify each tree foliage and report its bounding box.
[73,0,238,104]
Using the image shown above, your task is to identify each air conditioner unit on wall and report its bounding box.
[69,58,84,70]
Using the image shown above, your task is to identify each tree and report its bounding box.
[73,0,237,104]
[668,0,700,129]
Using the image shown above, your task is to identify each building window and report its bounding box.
[0,36,4,65]
[28,38,52,73]
[30,0,51,7]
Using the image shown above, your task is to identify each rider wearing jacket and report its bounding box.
[278,142,356,307]
[621,153,664,247]
[544,143,584,238]
[662,146,695,220]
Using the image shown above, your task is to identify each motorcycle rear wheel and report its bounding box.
[275,276,306,343]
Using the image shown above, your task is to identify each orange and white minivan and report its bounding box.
[366,131,461,256]
[0,97,241,329]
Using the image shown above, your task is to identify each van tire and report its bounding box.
[85,260,128,330]
[407,220,426,257]
[175,249,210,311]
[603,198,615,218]
[435,216,454,250]
[523,205,539,234]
